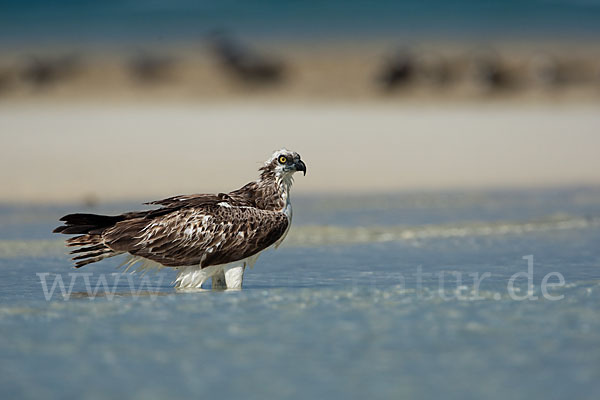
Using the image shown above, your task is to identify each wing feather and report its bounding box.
[103,204,288,268]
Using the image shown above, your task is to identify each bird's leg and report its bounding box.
[211,269,227,290]
[224,264,245,290]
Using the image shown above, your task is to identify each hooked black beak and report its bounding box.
[295,160,307,176]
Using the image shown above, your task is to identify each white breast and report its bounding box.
[275,195,292,249]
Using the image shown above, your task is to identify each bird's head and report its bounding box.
[260,149,306,181]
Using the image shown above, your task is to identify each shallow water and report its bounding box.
[1,188,600,399]
[3,0,600,43]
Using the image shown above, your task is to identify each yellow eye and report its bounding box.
[278,156,287,164]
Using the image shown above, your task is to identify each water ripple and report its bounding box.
[1,214,599,259]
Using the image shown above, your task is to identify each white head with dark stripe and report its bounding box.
[260,149,306,183]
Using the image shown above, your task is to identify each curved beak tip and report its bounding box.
[296,160,307,176]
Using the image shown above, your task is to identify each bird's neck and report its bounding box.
[254,171,293,212]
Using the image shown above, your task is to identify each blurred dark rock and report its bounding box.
[467,52,517,91]
[20,54,82,89]
[207,31,286,86]
[377,49,416,91]
[129,53,176,84]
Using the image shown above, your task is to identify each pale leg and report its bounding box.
[224,264,245,289]
[212,269,227,289]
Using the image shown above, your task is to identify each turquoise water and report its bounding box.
[2,0,600,44]
[1,188,600,399]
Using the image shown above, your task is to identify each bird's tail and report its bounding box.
[53,213,124,268]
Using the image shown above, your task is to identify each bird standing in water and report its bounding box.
[54,149,306,290]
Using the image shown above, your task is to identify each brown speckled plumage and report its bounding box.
[54,150,306,270]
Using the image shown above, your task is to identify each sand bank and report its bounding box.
[1,99,599,203]
[1,42,599,102]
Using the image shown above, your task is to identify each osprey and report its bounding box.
[53,149,306,290]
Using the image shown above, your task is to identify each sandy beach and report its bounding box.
[2,98,599,203]
[1,41,599,203]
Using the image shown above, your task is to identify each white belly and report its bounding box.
[174,251,263,290]
[275,201,292,249]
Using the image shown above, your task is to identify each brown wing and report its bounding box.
[103,204,288,267]
[145,188,256,209]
